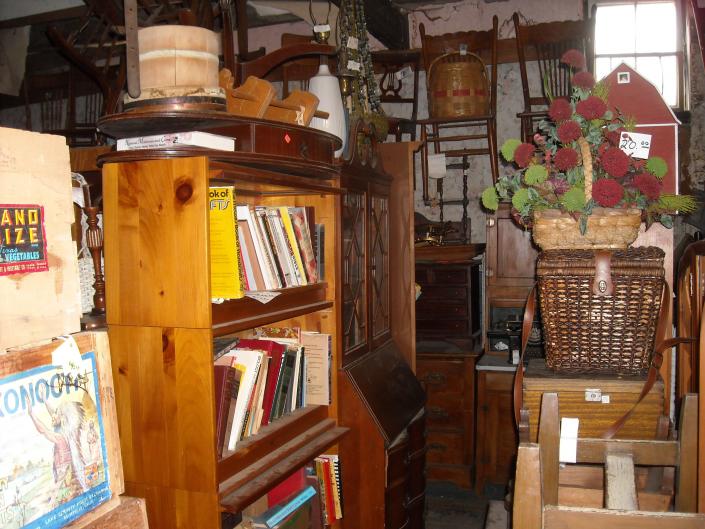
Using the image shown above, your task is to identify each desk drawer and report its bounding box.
[426,431,465,464]
[416,300,468,318]
[417,360,466,394]
[416,285,468,300]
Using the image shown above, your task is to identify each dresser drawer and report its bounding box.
[416,285,468,300]
[387,436,410,485]
[416,318,469,336]
[385,478,410,529]
[417,360,466,395]
[416,300,468,318]
[430,267,470,285]
[425,398,466,428]
[426,431,465,465]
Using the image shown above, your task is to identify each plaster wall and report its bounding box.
[404,0,583,243]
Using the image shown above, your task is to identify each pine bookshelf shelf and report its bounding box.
[212,283,332,336]
[218,406,347,512]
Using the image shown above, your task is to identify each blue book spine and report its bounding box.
[266,485,316,528]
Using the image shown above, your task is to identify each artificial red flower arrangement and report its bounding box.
[482,49,695,234]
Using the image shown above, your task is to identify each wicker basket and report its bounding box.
[532,137,642,250]
[537,247,665,375]
[428,51,489,118]
[533,207,642,250]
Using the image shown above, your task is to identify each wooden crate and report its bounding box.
[0,127,82,350]
[522,359,665,442]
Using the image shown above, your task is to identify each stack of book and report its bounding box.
[233,458,343,529]
[209,185,322,299]
[213,327,332,456]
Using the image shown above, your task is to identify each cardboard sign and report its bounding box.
[0,204,48,276]
[619,131,652,159]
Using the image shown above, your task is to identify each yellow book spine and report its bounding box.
[209,187,244,299]
[278,206,307,286]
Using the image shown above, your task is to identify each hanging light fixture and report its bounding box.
[309,0,332,44]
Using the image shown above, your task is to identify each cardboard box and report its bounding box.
[0,127,81,349]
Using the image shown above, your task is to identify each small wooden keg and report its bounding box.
[138,25,220,90]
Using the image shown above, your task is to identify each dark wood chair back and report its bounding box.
[280,33,320,98]
[513,13,595,140]
[372,50,421,141]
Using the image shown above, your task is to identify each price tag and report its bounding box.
[619,131,651,159]
[395,65,413,81]
[459,43,468,56]
[246,291,281,304]
[52,335,85,378]
[313,24,330,33]
[347,60,361,72]
[347,36,359,50]
[585,388,602,402]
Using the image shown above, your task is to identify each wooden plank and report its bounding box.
[103,158,211,329]
[513,444,543,529]
[559,485,672,511]
[217,405,329,481]
[379,141,421,369]
[67,496,149,529]
[0,127,82,349]
[539,393,560,506]
[544,505,705,529]
[219,424,348,511]
[108,326,217,493]
[676,394,698,512]
[576,438,678,465]
[605,453,638,510]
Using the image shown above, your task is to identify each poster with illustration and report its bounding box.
[0,352,110,528]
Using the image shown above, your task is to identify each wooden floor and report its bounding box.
[425,482,489,529]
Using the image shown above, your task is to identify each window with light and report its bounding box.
[594,1,679,106]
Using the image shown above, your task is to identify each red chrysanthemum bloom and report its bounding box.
[548,98,572,122]
[557,120,581,143]
[598,142,610,157]
[561,48,587,69]
[592,178,625,207]
[600,147,630,178]
[549,177,570,195]
[554,147,579,171]
[572,71,595,89]
[514,142,535,168]
[576,96,607,120]
[632,173,663,200]
[605,129,622,146]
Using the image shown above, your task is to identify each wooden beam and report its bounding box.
[676,394,698,513]
[605,453,638,511]
[514,444,543,529]
[544,506,705,529]
[330,0,408,50]
[575,438,679,466]
[539,393,560,507]
[0,6,87,29]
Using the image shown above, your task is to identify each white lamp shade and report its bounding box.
[308,64,347,157]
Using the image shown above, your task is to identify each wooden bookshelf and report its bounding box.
[101,121,346,529]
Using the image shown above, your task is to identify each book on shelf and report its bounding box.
[256,207,288,288]
[239,205,279,290]
[236,338,286,427]
[267,468,306,508]
[288,346,304,413]
[263,207,297,287]
[214,364,242,458]
[236,206,266,291]
[320,455,342,519]
[213,335,240,361]
[289,207,318,283]
[305,469,325,529]
[216,348,263,452]
[271,347,297,421]
[314,224,325,282]
[209,186,245,300]
[251,485,316,529]
[300,332,331,406]
[116,130,235,151]
[279,207,309,286]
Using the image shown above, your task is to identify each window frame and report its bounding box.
[588,0,687,110]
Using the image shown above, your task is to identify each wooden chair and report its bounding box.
[513,13,595,142]
[677,240,705,398]
[372,49,421,141]
[513,392,705,528]
[418,16,499,202]
[280,33,321,98]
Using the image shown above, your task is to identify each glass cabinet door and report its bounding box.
[342,191,367,355]
[370,194,390,341]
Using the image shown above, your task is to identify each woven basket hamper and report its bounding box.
[537,247,665,375]
[428,51,489,118]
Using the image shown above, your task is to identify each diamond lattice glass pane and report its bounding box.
[370,195,389,338]
[342,192,366,351]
